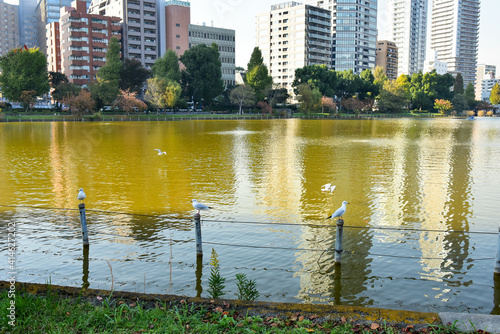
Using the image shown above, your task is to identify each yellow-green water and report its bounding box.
[1,118,499,314]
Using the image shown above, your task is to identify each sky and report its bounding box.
[189,0,500,72]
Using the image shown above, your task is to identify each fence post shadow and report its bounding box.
[195,254,203,298]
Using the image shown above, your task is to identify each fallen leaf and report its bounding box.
[118,301,125,305]
[271,323,279,327]
[66,312,71,316]
[130,303,136,307]
[290,316,298,322]
[214,306,223,313]
[309,315,319,320]
[341,317,346,323]
[186,325,190,329]
[236,323,243,327]
[222,311,229,316]
[96,296,103,301]
[266,316,274,321]
[223,301,230,309]
[180,299,186,304]
[307,329,314,332]
[371,323,380,330]
[298,316,305,322]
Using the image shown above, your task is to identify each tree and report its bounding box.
[321,96,336,113]
[62,89,95,118]
[452,94,467,114]
[490,83,500,105]
[435,73,455,101]
[51,82,80,110]
[297,83,321,114]
[229,85,255,114]
[464,82,476,109]
[265,86,289,107]
[0,47,50,110]
[113,89,147,114]
[373,66,388,90]
[453,73,464,95]
[145,77,182,111]
[49,71,68,88]
[245,47,272,101]
[180,43,224,107]
[334,70,360,110]
[434,99,453,114]
[151,49,180,82]
[358,69,379,100]
[120,58,150,94]
[292,65,336,98]
[95,37,122,105]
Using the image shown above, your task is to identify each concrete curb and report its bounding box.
[1,281,499,332]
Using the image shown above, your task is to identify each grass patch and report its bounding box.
[0,289,476,333]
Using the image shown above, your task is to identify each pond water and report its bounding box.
[1,118,500,314]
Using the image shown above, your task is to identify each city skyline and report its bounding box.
[188,0,499,74]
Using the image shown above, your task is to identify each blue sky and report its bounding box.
[189,0,500,71]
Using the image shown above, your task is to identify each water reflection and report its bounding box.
[0,119,499,314]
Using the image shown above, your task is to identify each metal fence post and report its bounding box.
[194,213,203,256]
[79,203,89,246]
[335,219,344,264]
[495,227,500,275]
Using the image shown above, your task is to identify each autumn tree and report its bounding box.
[113,89,148,114]
[145,77,182,111]
[62,89,95,119]
[0,47,50,111]
[434,99,453,114]
[490,83,500,106]
[321,96,336,113]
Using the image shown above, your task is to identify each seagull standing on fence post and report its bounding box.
[327,201,349,220]
[192,199,212,214]
[77,188,86,204]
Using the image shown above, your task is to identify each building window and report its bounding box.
[176,23,180,27]
[176,35,180,38]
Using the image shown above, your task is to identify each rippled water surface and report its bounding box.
[1,118,500,314]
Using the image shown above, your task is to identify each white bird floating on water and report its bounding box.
[154,149,167,155]
[192,199,212,214]
[327,201,349,220]
[77,188,86,203]
[321,183,336,193]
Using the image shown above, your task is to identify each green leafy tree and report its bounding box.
[95,37,122,105]
[334,70,360,110]
[452,94,467,114]
[229,85,255,114]
[377,80,409,113]
[151,49,181,82]
[0,47,50,110]
[435,72,455,100]
[265,86,289,107]
[245,47,272,101]
[464,82,476,109]
[453,73,464,95]
[180,43,224,107]
[434,99,453,114]
[490,83,500,105]
[292,65,337,98]
[120,58,150,94]
[358,69,379,100]
[373,66,388,90]
[51,82,81,110]
[297,83,321,114]
[145,77,182,111]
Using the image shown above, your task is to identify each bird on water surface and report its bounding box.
[321,183,336,193]
[77,188,86,203]
[154,149,167,155]
[192,199,212,214]
[327,201,349,220]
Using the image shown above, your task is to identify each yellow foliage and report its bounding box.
[477,110,486,117]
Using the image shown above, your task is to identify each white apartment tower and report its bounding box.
[256,2,332,97]
[88,0,160,68]
[306,0,377,74]
[430,0,480,86]
[386,0,427,76]
[475,64,496,101]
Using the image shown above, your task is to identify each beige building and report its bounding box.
[375,41,398,81]
[256,2,332,98]
[0,0,19,57]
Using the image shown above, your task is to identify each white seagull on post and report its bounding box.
[154,149,167,155]
[192,199,212,214]
[77,188,86,203]
[327,201,349,220]
[321,183,336,193]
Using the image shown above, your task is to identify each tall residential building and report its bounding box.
[188,24,235,86]
[88,0,159,68]
[165,0,190,56]
[36,0,91,55]
[375,41,398,81]
[0,0,19,57]
[19,0,38,48]
[52,0,122,85]
[256,2,332,97]
[475,64,496,101]
[430,0,480,86]
[46,22,61,73]
[386,0,427,76]
[306,0,377,74]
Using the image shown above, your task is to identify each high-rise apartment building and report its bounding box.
[386,0,427,76]
[375,41,398,80]
[165,0,190,56]
[88,0,159,68]
[46,22,61,73]
[475,64,496,101]
[0,0,19,57]
[306,0,377,74]
[19,0,38,48]
[188,24,235,86]
[50,0,122,85]
[36,0,91,55]
[430,0,480,86]
[256,2,331,96]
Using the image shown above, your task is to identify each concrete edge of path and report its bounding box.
[1,281,498,332]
